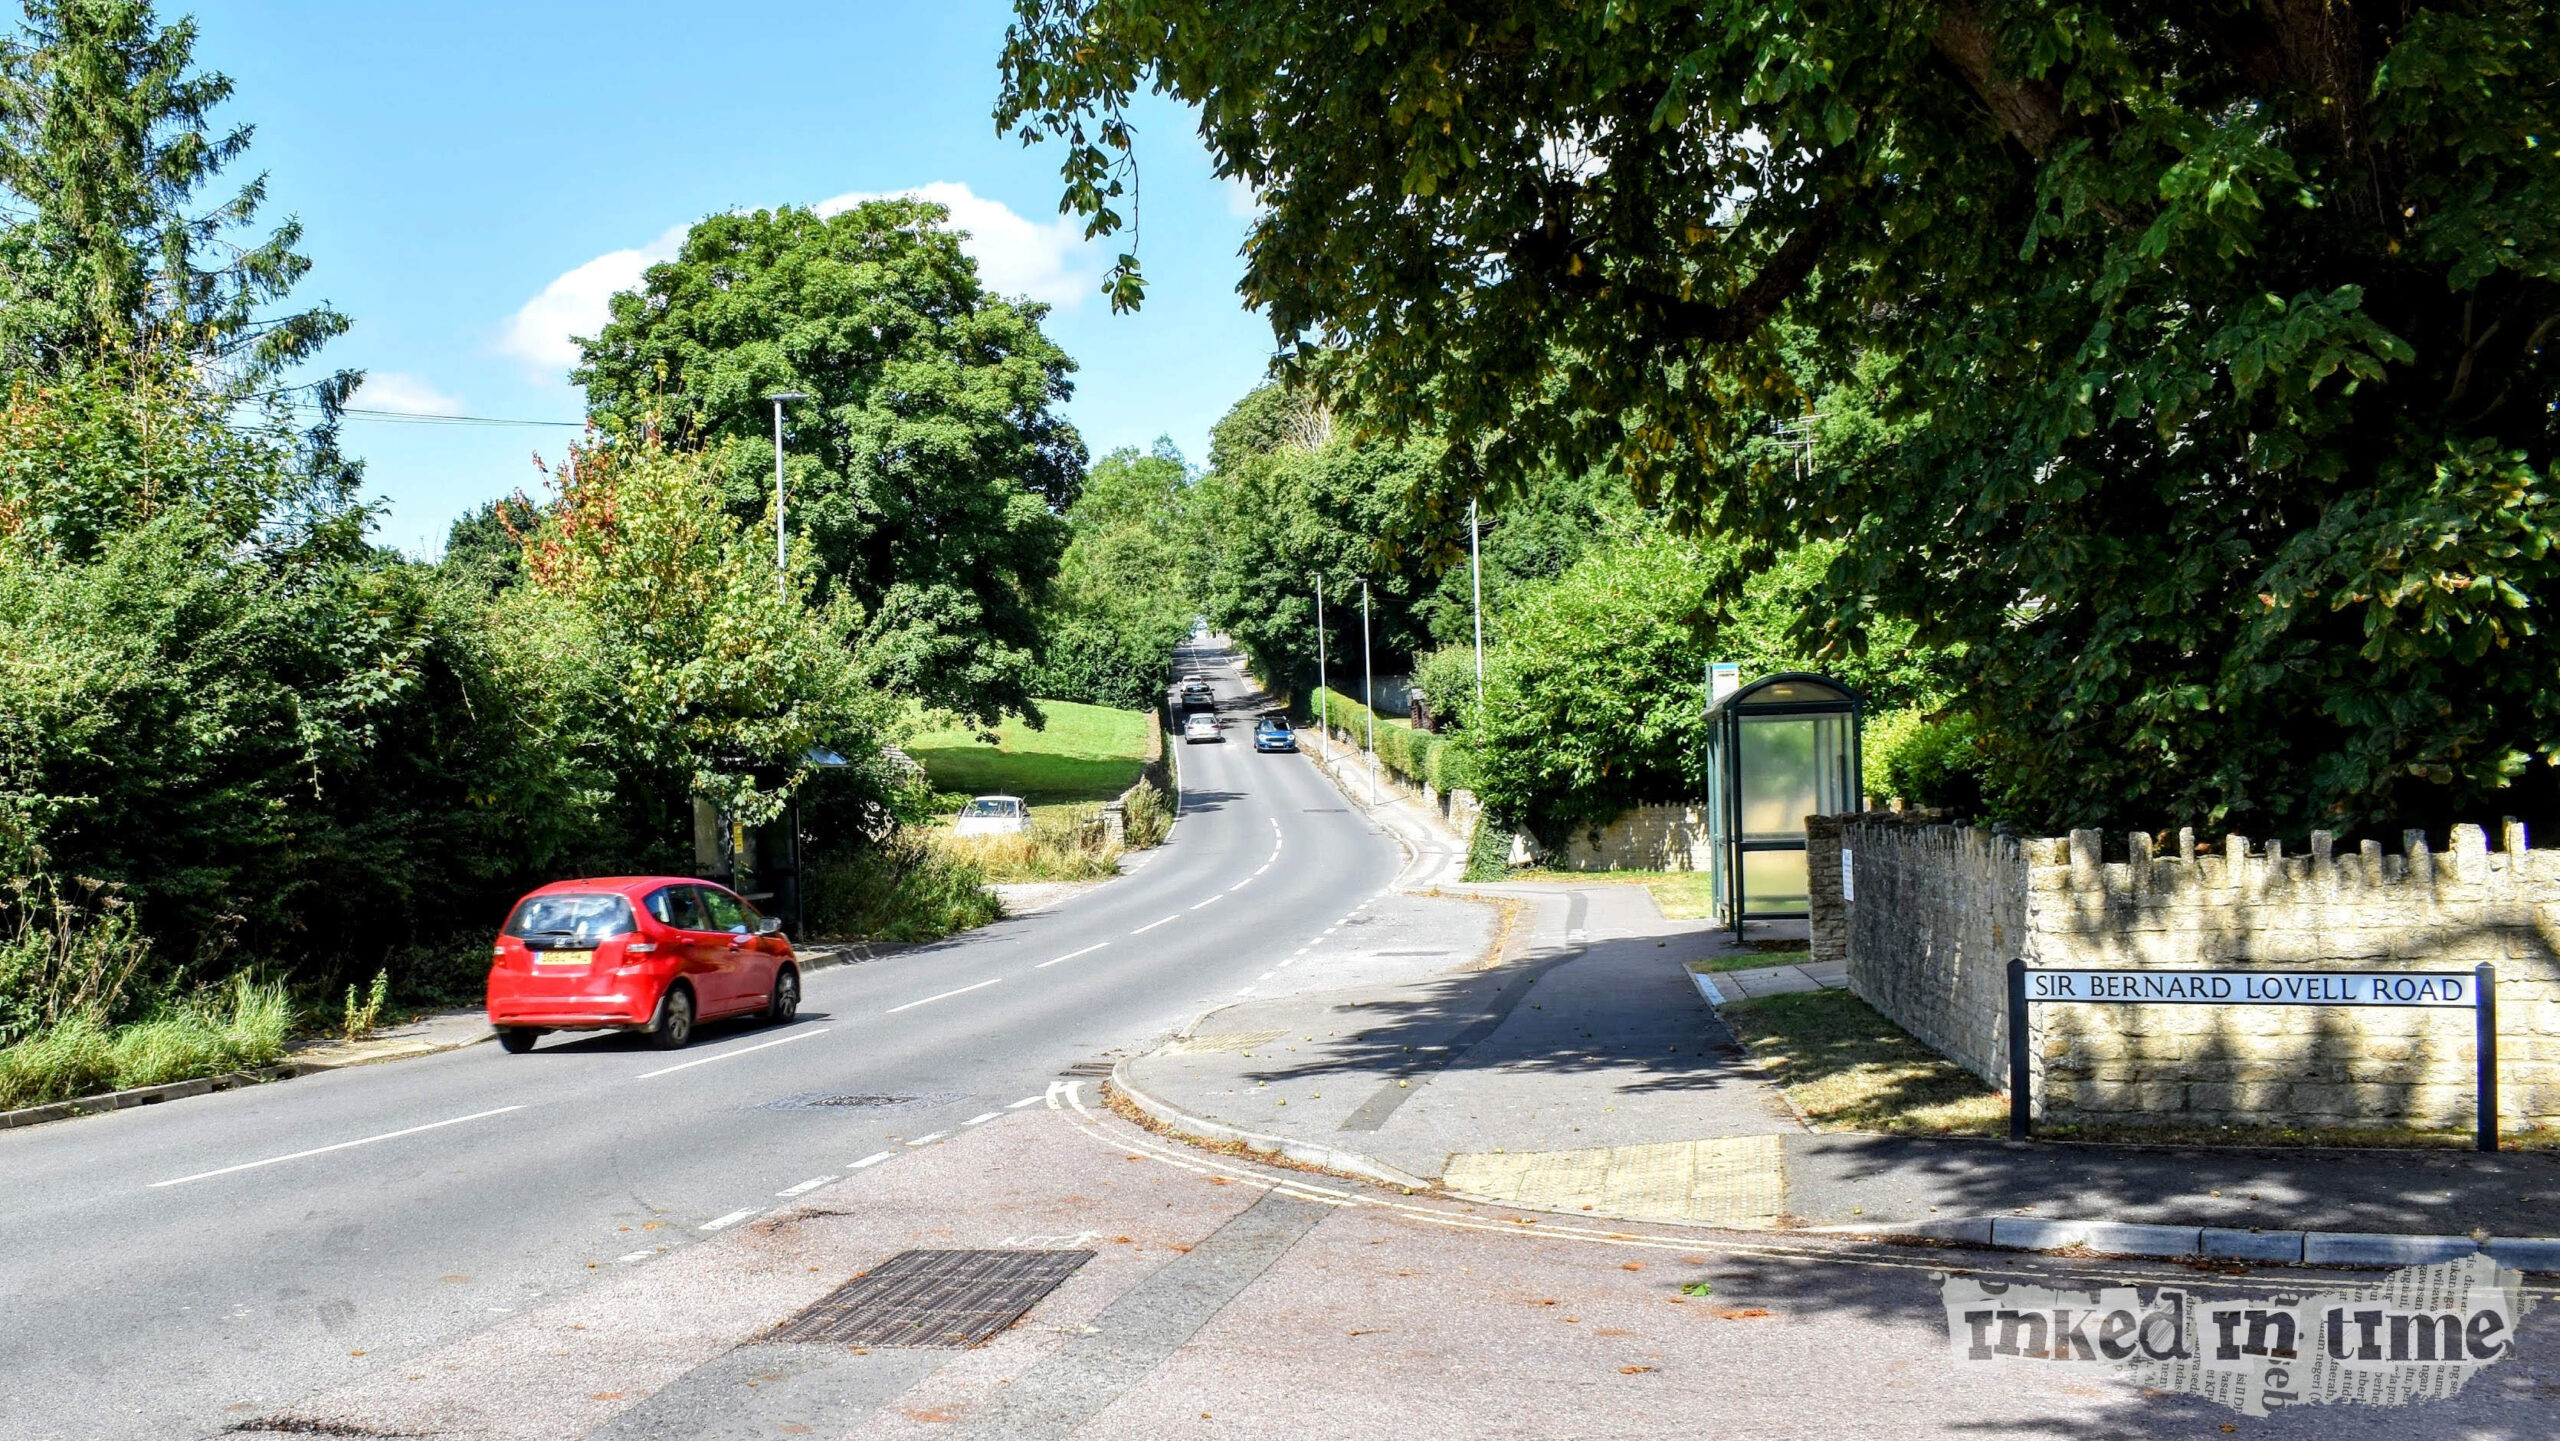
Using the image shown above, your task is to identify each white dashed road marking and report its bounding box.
[1036,942,1107,968]
[776,1175,836,1198]
[148,1106,525,1188]
[964,1112,1001,1126]
[700,1209,758,1232]
[884,978,999,1014]
[849,1151,893,1169]
[635,1027,831,1079]
[905,1132,948,1147]
[1131,914,1180,935]
[1007,1095,1043,1109]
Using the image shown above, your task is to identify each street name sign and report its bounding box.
[2023,968,2480,1007]
[2005,960,2500,1151]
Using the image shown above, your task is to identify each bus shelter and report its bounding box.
[1701,672,1863,940]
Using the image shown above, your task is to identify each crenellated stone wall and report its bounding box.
[1820,817,2560,1133]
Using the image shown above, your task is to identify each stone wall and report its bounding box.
[1817,817,2560,1132]
[1831,817,2027,1088]
[1550,803,1712,872]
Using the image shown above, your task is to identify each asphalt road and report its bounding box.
[0,638,1398,1441]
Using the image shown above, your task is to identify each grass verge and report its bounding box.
[1714,988,2006,1136]
[1686,951,1811,975]
[935,804,1123,883]
[907,700,1154,805]
[1497,865,1721,922]
[802,834,1004,943]
[0,975,291,1111]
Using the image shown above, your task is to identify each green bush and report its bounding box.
[802,834,1002,943]
[1413,644,1484,733]
[1865,709,1989,815]
[1461,814,1514,882]
[1028,615,1180,711]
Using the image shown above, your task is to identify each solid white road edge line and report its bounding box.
[964,1111,1001,1126]
[776,1175,837,1198]
[635,1026,831,1079]
[884,978,999,1014]
[147,1105,526,1188]
[849,1151,893,1169]
[1035,942,1107,968]
[1130,914,1179,935]
[700,1208,759,1232]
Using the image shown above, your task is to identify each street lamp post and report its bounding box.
[767,391,807,596]
[1315,574,1329,743]
[1361,578,1377,806]
[1469,498,1485,717]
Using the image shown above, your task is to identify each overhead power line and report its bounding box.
[307,406,587,429]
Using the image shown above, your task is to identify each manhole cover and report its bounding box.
[757,1092,963,1111]
[769,1249,1094,1348]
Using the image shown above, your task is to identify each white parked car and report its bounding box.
[951,795,1031,836]
[1181,712,1222,744]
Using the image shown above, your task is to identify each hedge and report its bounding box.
[1310,688,1480,795]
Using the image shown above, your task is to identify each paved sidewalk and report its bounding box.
[283,1004,497,1070]
[1124,874,2560,1267]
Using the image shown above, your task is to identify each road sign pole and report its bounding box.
[2477,962,2499,1153]
[2007,958,2031,1142]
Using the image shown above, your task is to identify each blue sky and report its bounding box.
[187,1,1273,556]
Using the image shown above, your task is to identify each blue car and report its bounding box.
[1253,715,1297,753]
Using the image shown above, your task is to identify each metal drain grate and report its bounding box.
[1059,1059,1114,1078]
[769,1249,1093,1348]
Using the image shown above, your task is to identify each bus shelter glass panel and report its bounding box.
[1703,722,1731,921]
[1704,673,1862,936]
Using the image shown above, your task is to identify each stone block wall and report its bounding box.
[1832,817,2027,1088]
[1551,803,1712,872]
[1817,817,2560,1132]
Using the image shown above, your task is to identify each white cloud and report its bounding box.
[348,370,463,415]
[815,181,1098,308]
[497,223,689,379]
[498,184,1095,384]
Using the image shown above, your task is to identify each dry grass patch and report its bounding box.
[1715,989,2006,1136]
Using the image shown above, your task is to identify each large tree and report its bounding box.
[0,0,347,390]
[1000,2,2560,837]
[576,200,1086,727]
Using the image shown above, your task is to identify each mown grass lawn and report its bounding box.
[906,700,1154,806]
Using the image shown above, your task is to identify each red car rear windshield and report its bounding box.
[504,893,637,945]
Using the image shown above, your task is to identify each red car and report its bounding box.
[485,877,799,1053]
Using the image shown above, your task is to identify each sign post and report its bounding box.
[2005,962,2500,1151]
